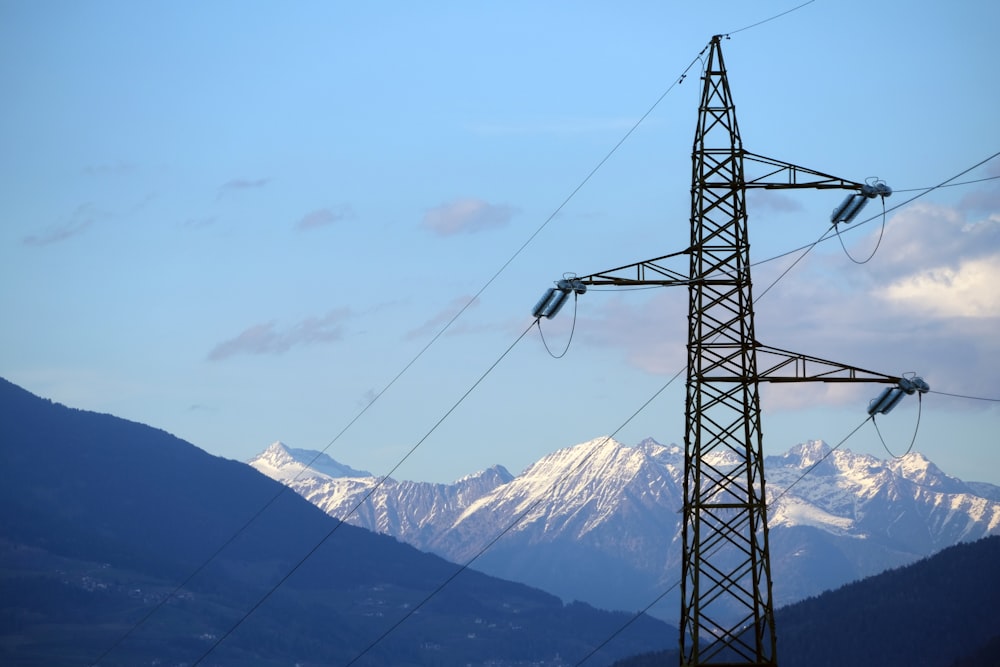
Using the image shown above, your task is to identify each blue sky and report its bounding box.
[2,1,998,486]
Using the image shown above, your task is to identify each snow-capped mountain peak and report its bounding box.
[247,441,372,483]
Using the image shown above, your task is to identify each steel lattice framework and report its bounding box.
[680,36,774,666]
[554,35,907,666]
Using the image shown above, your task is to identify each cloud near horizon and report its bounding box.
[422,198,517,236]
[208,308,352,361]
[296,205,354,231]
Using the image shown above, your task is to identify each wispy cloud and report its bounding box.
[82,160,137,176]
[218,177,270,196]
[183,215,218,229]
[22,203,102,246]
[422,198,517,236]
[296,205,354,231]
[747,190,804,214]
[404,295,480,340]
[208,308,352,361]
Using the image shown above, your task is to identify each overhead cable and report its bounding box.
[753,150,1000,268]
[928,389,1000,403]
[190,321,537,667]
[90,40,708,667]
[724,0,817,36]
[344,364,687,666]
[872,393,924,459]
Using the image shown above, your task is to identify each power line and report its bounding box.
[752,150,1000,268]
[182,46,709,665]
[573,580,681,667]
[873,394,923,459]
[835,196,887,264]
[574,412,875,664]
[725,0,817,36]
[245,26,1000,665]
[344,364,687,666]
[90,17,1000,661]
[190,320,538,667]
[428,154,998,665]
[929,389,1000,403]
[89,43,707,667]
[344,158,866,661]
[893,174,1000,192]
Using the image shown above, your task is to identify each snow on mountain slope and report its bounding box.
[248,441,372,482]
[249,441,514,543]
[249,436,1000,623]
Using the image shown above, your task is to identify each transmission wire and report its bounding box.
[190,321,536,667]
[94,23,1000,664]
[564,119,1000,667]
[571,413,875,664]
[835,196,887,264]
[345,365,687,666]
[752,150,1000,268]
[725,0,817,36]
[89,39,708,667]
[186,45,705,664]
[769,416,872,504]
[330,26,1000,665]
[572,581,681,667]
[560,152,1000,663]
[893,174,1000,192]
[872,393,923,459]
[928,389,1000,403]
[538,293,580,358]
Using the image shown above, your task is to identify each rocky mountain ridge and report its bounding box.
[249,436,1000,622]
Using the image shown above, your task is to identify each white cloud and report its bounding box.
[422,198,517,236]
[877,255,1000,318]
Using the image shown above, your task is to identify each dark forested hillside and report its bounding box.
[776,536,1000,667]
[0,378,672,666]
[612,536,1000,667]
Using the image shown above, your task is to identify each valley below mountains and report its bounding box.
[250,436,1000,624]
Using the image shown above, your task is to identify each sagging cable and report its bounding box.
[832,178,891,264]
[873,392,924,459]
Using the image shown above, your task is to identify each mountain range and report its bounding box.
[250,435,1000,623]
[0,377,671,666]
[4,376,998,666]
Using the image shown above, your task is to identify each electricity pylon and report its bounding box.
[533,35,925,666]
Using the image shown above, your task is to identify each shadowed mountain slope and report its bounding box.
[0,378,671,666]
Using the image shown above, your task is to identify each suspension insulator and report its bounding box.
[542,289,572,319]
[532,288,558,318]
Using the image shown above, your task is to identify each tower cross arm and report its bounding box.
[754,343,901,384]
[574,247,691,287]
[738,151,875,191]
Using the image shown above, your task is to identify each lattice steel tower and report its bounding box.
[532,35,925,666]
